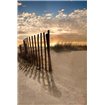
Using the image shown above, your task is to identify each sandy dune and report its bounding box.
[18,50,87,105]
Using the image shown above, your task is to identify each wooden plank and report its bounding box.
[40,33,43,69]
[31,36,35,64]
[43,32,47,71]
[34,35,37,66]
[28,36,33,63]
[24,38,28,53]
[19,45,22,55]
[37,34,41,70]
[46,30,52,72]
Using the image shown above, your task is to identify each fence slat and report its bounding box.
[43,32,47,71]
[37,34,41,70]
[40,33,43,69]
[46,30,52,72]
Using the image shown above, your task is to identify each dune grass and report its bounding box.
[51,43,87,52]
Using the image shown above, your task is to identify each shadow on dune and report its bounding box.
[18,30,62,98]
[18,53,62,98]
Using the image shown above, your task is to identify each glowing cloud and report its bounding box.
[18,9,87,45]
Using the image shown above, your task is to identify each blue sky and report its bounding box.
[18,1,87,15]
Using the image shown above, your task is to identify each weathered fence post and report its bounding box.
[43,32,47,71]
[19,45,22,56]
[31,36,35,64]
[37,34,41,70]
[34,35,37,66]
[28,36,33,63]
[23,39,28,60]
[46,30,52,72]
[40,33,43,69]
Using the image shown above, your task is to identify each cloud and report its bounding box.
[17,2,22,6]
[44,13,53,19]
[18,9,87,40]
[45,13,52,17]
[60,9,65,12]
[56,9,67,19]
[18,35,28,40]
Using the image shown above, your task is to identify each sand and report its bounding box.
[18,50,87,105]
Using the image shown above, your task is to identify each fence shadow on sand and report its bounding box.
[18,30,62,98]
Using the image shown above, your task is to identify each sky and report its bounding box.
[18,1,87,15]
[17,1,87,45]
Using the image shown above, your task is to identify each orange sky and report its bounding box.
[17,33,87,47]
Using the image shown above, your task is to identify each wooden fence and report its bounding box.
[18,30,62,96]
[18,30,53,84]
